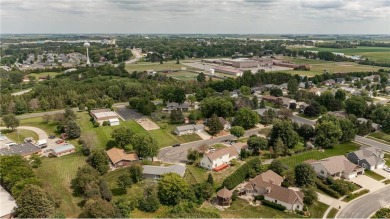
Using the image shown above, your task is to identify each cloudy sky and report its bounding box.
[1,0,390,34]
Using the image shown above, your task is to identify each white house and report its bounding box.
[308,156,365,179]
[173,124,204,136]
[109,118,120,126]
[200,146,239,170]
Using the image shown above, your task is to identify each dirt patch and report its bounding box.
[136,117,160,131]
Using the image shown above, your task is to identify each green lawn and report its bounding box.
[279,142,360,168]
[385,153,390,167]
[365,170,386,181]
[297,113,319,120]
[369,132,390,144]
[28,71,60,80]
[185,164,208,185]
[327,208,339,218]
[308,201,330,218]
[221,199,300,218]
[35,152,86,217]
[19,116,58,136]
[1,128,39,143]
[342,189,369,202]
[125,61,196,72]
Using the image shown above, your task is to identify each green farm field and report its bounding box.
[294,46,390,63]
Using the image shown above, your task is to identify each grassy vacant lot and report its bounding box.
[1,128,39,143]
[162,71,198,81]
[294,46,390,63]
[327,208,339,218]
[125,61,196,72]
[28,71,60,79]
[221,199,300,218]
[369,131,390,144]
[20,116,58,136]
[308,201,329,218]
[279,142,360,168]
[365,170,386,181]
[35,152,86,217]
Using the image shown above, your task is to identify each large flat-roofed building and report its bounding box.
[52,144,76,157]
[230,59,259,68]
[90,109,119,125]
[0,142,42,158]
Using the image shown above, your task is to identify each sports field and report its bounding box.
[125,61,197,72]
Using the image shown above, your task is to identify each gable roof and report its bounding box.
[206,146,238,162]
[249,170,284,186]
[312,155,360,174]
[106,148,138,164]
[142,164,186,177]
[265,185,304,205]
[52,144,75,154]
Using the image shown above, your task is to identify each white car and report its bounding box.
[5,142,17,147]
[384,167,390,173]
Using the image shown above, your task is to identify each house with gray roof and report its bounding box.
[162,102,192,113]
[346,147,385,170]
[0,142,42,158]
[173,124,204,136]
[142,164,186,179]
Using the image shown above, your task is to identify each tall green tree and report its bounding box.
[15,185,55,218]
[83,199,120,218]
[233,107,259,130]
[287,79,298,95]
[131,133,158,160]
[268,160,286,176]
[294,163,316,187]
[230,126,245,139]
[138,184,160,212]
[87,150,110,175]
[64,120,81,139]
[345,96,367,117]
[2,114,20,129]
[129,164,143,183]
[247,136,268,155]
[207,114,223,135]
[111,127,133,149]
[315,121,342,148]
[252,96,259,109]
[158,173,195,206]
[269,120,299,149]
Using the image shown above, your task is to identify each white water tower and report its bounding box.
[84,42,91,65]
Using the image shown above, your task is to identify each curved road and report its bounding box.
[0,126,48,140]
[336,185,390,218]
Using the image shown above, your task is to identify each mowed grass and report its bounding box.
[19,116,58,136]
[327,208,339,218]
[221,199,300,218]
[125,61,196,72]
[279,142,360,168]
[308,201,330,218]
[185,164,208,184]
[369,131,390,144]
[1,128,39,143]
[365,170,386,181]
[28,71,60,80]
[35,152,86,217]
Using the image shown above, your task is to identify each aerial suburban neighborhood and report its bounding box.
[1,0,390,219]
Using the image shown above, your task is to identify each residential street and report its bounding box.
[354,135,390,152]
[336,185,390,218]
[157,128,261,163]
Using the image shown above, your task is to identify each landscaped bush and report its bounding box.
[261,199,287,211]
[254,195,264,201]
[222,157,262,190]
[315,179,340,198]
[330,179,355,195]
[93,121,100,127]
[102,121,109,126]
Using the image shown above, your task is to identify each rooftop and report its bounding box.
[143,164,186,177]
[0,186,17,218]
[0,142,41,156]
[106,148,138,164]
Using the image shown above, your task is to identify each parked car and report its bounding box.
[384,167,390,173]
[5,142,17,147]
[49,135,56,139]
[56,139,64,144]
[172,143,181,147]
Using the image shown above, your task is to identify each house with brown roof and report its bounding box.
[243,170,304,211]
[106,148,138,168]
[200,146,239,171]
[217,188,232,206]
[309,155,364,179]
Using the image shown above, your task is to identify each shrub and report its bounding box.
[222,157,262,190]
[330,179,355,196]
[255,195,264,201]
[102,121,110,126]
[232,190,239,201]
[315,179,340,198]
[93,122,100,127]
[261,199,286,211]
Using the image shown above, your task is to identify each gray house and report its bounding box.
[142,164,186,179]
[346,147,385,170]
[173,124,204,136]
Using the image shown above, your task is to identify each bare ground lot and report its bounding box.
[115,107,159,131]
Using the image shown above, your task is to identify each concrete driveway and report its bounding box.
[350,175,384,191]
[317,193,347,209]
[373,168,390,179]
[197,131,212,140]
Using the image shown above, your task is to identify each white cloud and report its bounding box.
[0,0,389,34]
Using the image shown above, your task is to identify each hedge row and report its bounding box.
[261,199,287,211]
[222,157,261,190]
[315,179,340,198]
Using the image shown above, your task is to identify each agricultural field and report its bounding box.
[279,142,360,168]
[28,71,60,79]
[292,46,390,63]
[1,128,39,143]
[34,152,86,217]
[281,57,387,76]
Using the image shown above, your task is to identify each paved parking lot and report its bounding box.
[115,107,143,120]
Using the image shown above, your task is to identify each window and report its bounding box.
[275,200,277,203]
[320,170,325,174]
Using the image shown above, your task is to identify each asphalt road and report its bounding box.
[336,185,390,218]
[354,135,390,152]
[157,128,261,163]
[291,115,315,126]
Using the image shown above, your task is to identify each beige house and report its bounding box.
[200,146,239,171]
[243,170,304,211]
[90,109,119,125]
[309,155,365,179]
